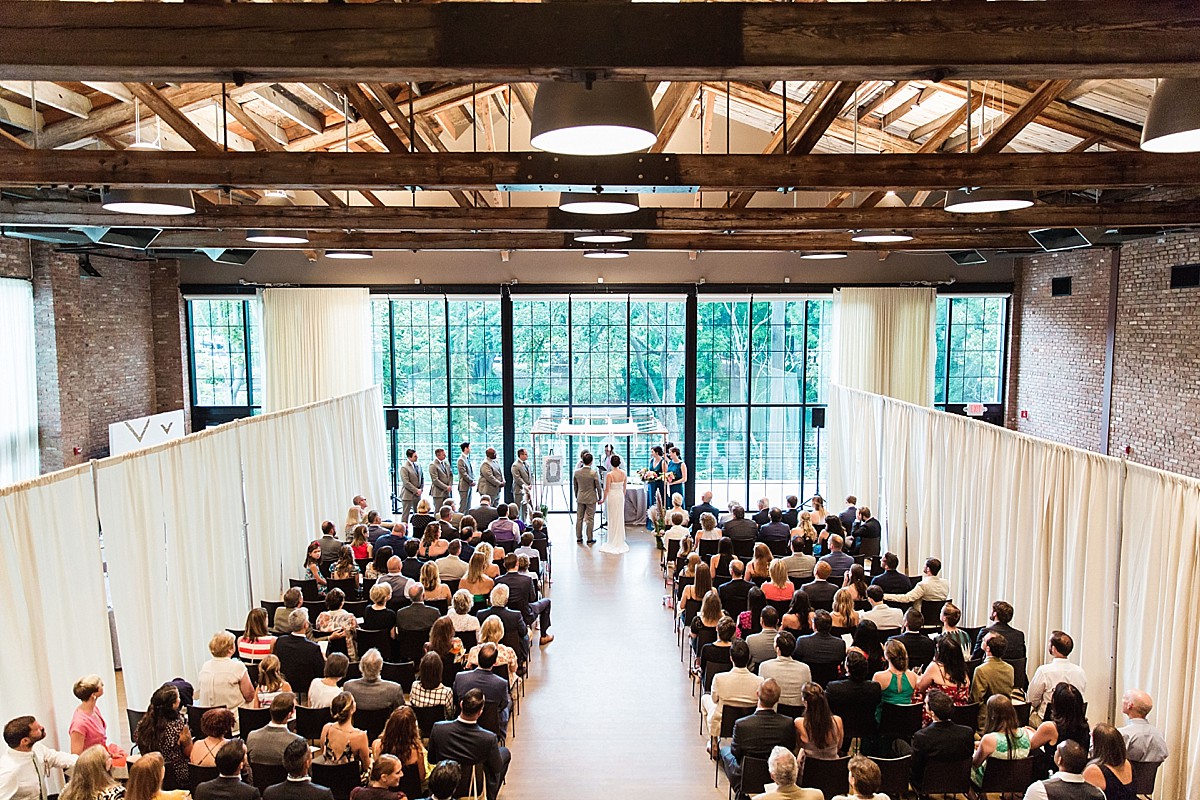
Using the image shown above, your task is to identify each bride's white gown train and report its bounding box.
[599,482,629,554]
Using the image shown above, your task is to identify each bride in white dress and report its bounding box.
[599,454,629,554]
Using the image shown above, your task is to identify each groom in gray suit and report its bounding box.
[511,449,532,519]
[573,451,601,544]
[429,448,453,512]
[457,441,475,511]
[400,449,423,520]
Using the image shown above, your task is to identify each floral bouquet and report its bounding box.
[637,468,660,482]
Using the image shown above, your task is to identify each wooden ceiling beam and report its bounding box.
[973,79,1074,154]
[0,81,91,118]
[341,83,407,153]
[250,85,324,134]
[4,150,1195,192]
[81,81,133,103]
[124,83,220,153]
[0,97,42,132]
[882,86,932,129]
[3,0,1197,82]
[856,81,908,120]
[649,82,701,154]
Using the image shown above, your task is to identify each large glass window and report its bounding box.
[934,296,1008,412]
[187,297,261,429]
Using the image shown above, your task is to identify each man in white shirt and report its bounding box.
[434,540,470,581]
[1026,631,1088,722]
[1118,689,1169,763]
[860,586,904,630]
[882,557,949,612]
[0,716,78,800]
[702,641,763,735]
[757,631,812,710]
[1022,740,1103,800]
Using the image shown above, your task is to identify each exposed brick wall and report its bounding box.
[149,259,190,425]
[0,237,34,279]
[1109,234,1200,476]
[1008,248,1115,453]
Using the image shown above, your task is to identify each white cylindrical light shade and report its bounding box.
[583,250,629,259]
[799,251,848,260]
[944,187,1035,213]
[574,231,634,244]
[246,192,308,243]
[850,230,914,243]
[531,81,657,156]
[101,187,196,216]
[325,250,374,259]
[1141,79,1200,153]
[559,193,640,215]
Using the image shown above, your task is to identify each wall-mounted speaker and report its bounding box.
[811,408,826,429]
[385,409,400,430]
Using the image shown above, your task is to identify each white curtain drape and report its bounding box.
[833,287,935,406]
[0,465,117,751]
[0,278,39,484]
[262,287,372,413]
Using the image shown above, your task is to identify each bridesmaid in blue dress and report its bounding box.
[664,446,687,500]
[646,445,667,528]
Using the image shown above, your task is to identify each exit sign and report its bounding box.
[965,403,986,417]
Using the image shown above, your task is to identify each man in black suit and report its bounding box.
[838,496,858,535]
[400,539,424,580]
[751,498,772,527]
[689,491,720,535]
[971,600,1027,661]
[792,610,847,666]
[909,689,976,791]
[800,561,837,609]
[364,511,394,545]
[781,496,801,529]
[469,497,500,531]
[722,505,759,544]
[263,740,333,800]
[851,506,882,557]
[452,645,511,728]
[757,508,791,546]
[717,560,753,616]
[428,690,511,800]
[870,552,913,594]
[195,741,261,800]
[718,679,796,786]
[494,555,553,646]
[272,610,325,702]
[395,583,441,631]
[888,610,936,670]
[477,585,530,664]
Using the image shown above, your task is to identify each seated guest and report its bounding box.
[842,565,868,603]
[796,684,843,759]
[690,590,724,658]
[373,524,408,560]
[1118,689,1168,763]
[793,610,846,667]
[374,557,410,609]
[710,537,737,580]
[460,551,495,606]
[800,562,837,609]
[304,541,327,589]
[737,587,768,640]
[512,534,540,566]
[718,560,753,614]
[453,645,511,728]
[859,586,904,631]
[365,547,393,582]
[1030,683,1091,759]
[882,557,949,612]
[189,708,235,768]
[780,590,813,637]
[418,523,450,562]
[465,618,518,686]
[434,539,469,581]
[421,761,460,800]
[362,584,397,633]
[746,606,781,668]
[315,589,359,661]
[275,588,303,632]
[410,652,455,719]
[193,740,258,800]
[937,602,972,659]
[125,752,188,800]
[238,609,277,663]
[396,582,440,632]
[468,497,499,531]
[868,552,911,594]
[254,655,292,708]
[409,499,435,539]
[427,617,466,680]
[873,640,919,722]
[307,654,350,710]
[888,610,935,670]
[666,493,690,529]
[68,675,108,754]
[1027,631,1088,723]
[344,648,404,713]
[349,755,403,800]
[826,651,882,740]
[830,588,860,630]
[697,512,724,541]
[319,693,370,769]
[753,746,822,800]
[419,562,453,605]
[427,690,510,800]
[971,694,1033,787]
[910,689,974,791]
[682,563,714,608]
[969,633,1015,729]
[58,745,122,800]
[915,637,970,726]
[718,679,796,785]
[698,617,738,683]
[316,524,341,576]
[763,560,796,604]
[488,508,518,550]
[831,755,887,800]
[262,739,334,800]
[330,546,361,586]
[1022,740,1101,800]
[723,505,758,543]
[747,543,774,583]
[365,511,394,545]
[752,498,772,527]
[349,526,371,562]
[495,554,553,646]
[1082,724,1136,799]
[476,584,530,665]
[133,685,192,790]
[703,641,763,736]
[849,507,881,558]
[849,620,884,673]
[690,492,720,535]
[400,540,424,581]
[273,612,327,698]
[817,535,854,582]
[758,509,791,546]
[971,600,1027,661]
[781,496,801,529]
[371,708,426,800]
[447,589,482,635]
[246,694,303,766]
[781,536,816,582]
[793,511,819,554]
[758,631,811,710]
[198,631,255,711]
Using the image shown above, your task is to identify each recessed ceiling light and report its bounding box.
[583,250,629,259]
[574,231,634,244]
[944,187,1035,214]
[559,192,640,215]
[531,82,657,156]
[850,230,915,243]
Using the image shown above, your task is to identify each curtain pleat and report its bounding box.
[0,278,39,483]
[833,287,935,406]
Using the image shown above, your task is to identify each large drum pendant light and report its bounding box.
[246,192,310,244]
[558,192,641,215]
[100,143,196,216]
[1141,79,1200,153]
[944,187,1034,214]
[531,81,657,156]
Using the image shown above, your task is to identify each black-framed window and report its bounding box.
[186,297,261,430]
[934,295,1009,421]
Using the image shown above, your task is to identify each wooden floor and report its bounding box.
[502,519,725,800]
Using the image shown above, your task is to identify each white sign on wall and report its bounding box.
[109,409,186,456]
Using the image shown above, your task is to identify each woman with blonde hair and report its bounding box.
[831,588,860,629]
[196,631,254,710]
[409,498,435,539]
[350,754,404,800]
[697,513,722,540]
[465,616,519,685]
[253,654,292,707]
[746,543,773,582]
[461,549,495,603]
[69,675,108,754]
[319,692,371,769]
[124,753,188,800]
[763,558,795,602]
[60,746,123,800]
[793,510,818,545]
[420,561,451,603]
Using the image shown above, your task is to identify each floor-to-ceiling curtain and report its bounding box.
[262,287,372,412]
[833,287,935,406]
[827,383,884,517]
[0,278,39,484]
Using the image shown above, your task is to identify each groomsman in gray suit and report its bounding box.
[479,447,506,506]
[458,441,475,511]
[573,451,601,544]
[511,449,533,519]
[430,447,453,512]
[400,449,424,520]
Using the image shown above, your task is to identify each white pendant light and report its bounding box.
[559,192,640,215]
[851,230,914,243]
[325,250,373,260]
[531,81,656,156]
[1141,79,1200,153]
[246,191,310,244]
[944,187,1035,214]
[583,249,629,259]
[799,251,848,260]
[574,231,634,244]
[101,143,196,216]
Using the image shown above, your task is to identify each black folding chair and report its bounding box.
[802,755,851,798]
[382,660,416,693]
[736,756,771,800]
[327,578,359,600]
[260,599,285,622]
[698,539,720,558]
[352,706,392,742]
[921,599,949,629]
[186,705,220,740]
[310,762,362,800]
[294,705,328,741]
[949,701,981,733]
[459,629,478,650]
[978,756,1038,796]
[393,628,431,664]
[711,705,756,785]
[807,661,841,688]
[477,701,506,743]
[870,755,911,799]
[452,762,487,800]
[412,704,447,738]
[879,702,925,744]
[289,579,322,602]
[356,627,392,657]
[126,709,145,752]
[237,706,271,736]
[1130,760,1161,797]
[914,756,971,798]
[248,763,288,794]
[187,764,220,790]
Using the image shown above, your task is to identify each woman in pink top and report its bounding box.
[762,558,796,602]
[69,675,108,754]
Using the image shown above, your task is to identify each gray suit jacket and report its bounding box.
[479,459,505,496]
[457,455,475,492]
[573,466,601,505]
[430,459,453,499]
[400,461,423,500]
[511,459,532,500]
[245,724,304,766]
